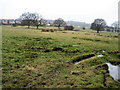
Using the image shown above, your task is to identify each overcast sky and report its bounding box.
[0,0,119,25]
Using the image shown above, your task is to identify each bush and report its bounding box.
[64,25,74,30]
[12,23,17,27]
[83,27,85,30]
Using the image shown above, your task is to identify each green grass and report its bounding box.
[2,25,120,88]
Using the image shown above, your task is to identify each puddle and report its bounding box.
[106,63,120,83]
[73,54,104,64]
[97,55,104,57]
[73,54,95,64]
[74,54,104,64]
[102,50,105,52]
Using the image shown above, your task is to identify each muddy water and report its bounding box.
[106,63,120,83]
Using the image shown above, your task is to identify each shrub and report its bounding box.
[64,25,74,30]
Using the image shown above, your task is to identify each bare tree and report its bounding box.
[31,13,43,29]
[19,12,45,29]
[53,18,66,29]
[90,19,106,33]
[20,12,33,29]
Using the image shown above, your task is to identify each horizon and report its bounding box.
[0,0,119,26]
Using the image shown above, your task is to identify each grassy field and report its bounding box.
[2,25,120,88]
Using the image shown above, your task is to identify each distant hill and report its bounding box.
[47,20,91,28]
[67,21,91,28]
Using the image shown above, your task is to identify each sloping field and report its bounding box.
[2,26,120,88]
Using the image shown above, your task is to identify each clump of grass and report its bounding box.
[105,53,120,65]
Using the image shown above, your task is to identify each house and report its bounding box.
[0,19,21,25]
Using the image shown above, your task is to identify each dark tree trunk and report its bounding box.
[28,21,30,29]
[97,29,99,33]
[37,25,39,29]
[58,24,61,29]
[58,26,60,29]
[96,24,101,33]
[28,25,30,29]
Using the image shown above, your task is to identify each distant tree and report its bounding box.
[111,21,120,28]
[21,20,30,26]
[111,21,120,32]
[82,27,85,30]
[12,23,17,27]
[20,12,33,29]
[53,18,66,29]
[90,19,106,33]
[31,13,43,29]
[64,25,74,30]
[14,18,21,25]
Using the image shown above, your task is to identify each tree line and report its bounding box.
[14,12,119,33]
[18,12,74,30]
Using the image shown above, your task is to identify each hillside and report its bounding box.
[67,21,91,28]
